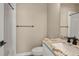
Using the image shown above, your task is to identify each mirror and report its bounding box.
[60,4,79,39]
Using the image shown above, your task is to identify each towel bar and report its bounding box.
[16,25,34,27]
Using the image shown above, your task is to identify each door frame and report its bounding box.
[0,3,4,56]
[11,3,16,56]
[10,3,16,56]
[4,3,16,56]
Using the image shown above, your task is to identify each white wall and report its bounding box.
[47,3,60,38]
[16,3,47,53]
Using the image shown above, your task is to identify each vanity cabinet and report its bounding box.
[43,44,54,56]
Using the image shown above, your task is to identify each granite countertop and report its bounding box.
[42,38,79,56]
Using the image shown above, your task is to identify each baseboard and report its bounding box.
[16,52,32,56]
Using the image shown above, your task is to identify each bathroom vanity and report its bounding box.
[42,38,79,56]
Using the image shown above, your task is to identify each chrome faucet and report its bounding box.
[66,36,78,45]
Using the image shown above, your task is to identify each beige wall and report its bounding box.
[16,3,79,53]
[75,4,79,11]
[16,3,47,53]
[47,3,60,38]
[60,3,79,37]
